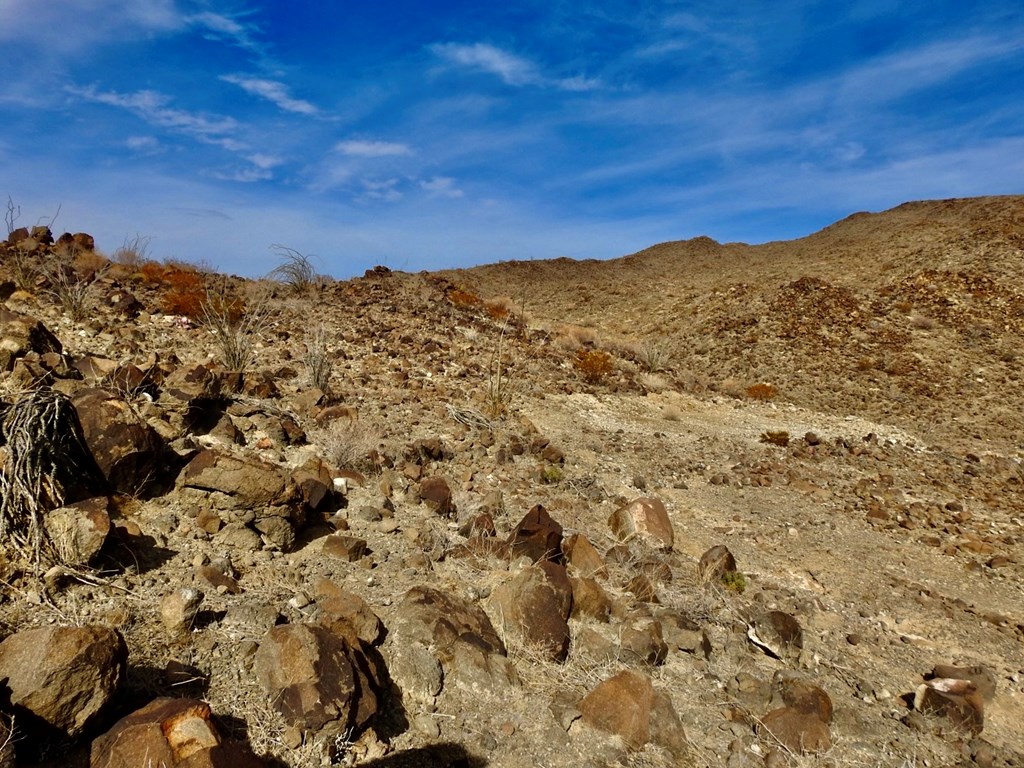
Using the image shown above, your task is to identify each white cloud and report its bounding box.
[126,135,160,151]
[419,176,464,198]
[432,42,539,86]
[208,167,273,183]
[0,0,182,43]
[432,42,603,91]
[67,85,246,153]
[335,140,413,157]
[361,178,403,202]
[187,11,265,55]
[220,75,318,115]
[247,153,285,170]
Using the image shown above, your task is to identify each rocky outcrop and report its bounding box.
[0,625,126,739]
[0,309,62,372]
[73,388,166,495]
[384,586,517,706]
[254,623,382,735]
[90,697,265,767]
[578,669,687,756]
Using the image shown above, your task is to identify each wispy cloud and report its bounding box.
[188,11,265,56]
[334,140,413,157]
[432,42,538,85]
[361,178,404,202]
[420,176,464,198]
[220,74,318,115]
[66,85,243,150]
[431,42,602,91]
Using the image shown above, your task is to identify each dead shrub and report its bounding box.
[745,383,778,401]
[484,296,515,321]
[310,419,380,474]
[573,349,614,384]
[112,234,152,267]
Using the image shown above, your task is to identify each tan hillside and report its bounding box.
[0,196,1021,768]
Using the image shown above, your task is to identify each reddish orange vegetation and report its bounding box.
[161,267,206,318]
[448,287,481,309]
[745,383,778,401]
[573,349,614,383]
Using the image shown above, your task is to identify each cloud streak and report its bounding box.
[334,140,414,157]
[220,75,318,115]
[431,42,602,91]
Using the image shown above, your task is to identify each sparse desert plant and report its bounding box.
[200,283,272,372]
[484,296,515,321]
[42,259,99,322]
[720,570,747,593]
[4,195,20,235]
[483,320,518,419]
[0,388,109,568]
[112,233,152,267]
[268,244,317,294]
[554,323,599,351]
[304,324,335,393]
[573,348,614,384]
[745,382,778,401]
[4,244,40,291]
[638,338,673,372]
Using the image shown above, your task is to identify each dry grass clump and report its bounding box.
[200,283,273,372]
[268,244,318,294]
[310,418,381,474]
[111,234,151,267]
[41,253,103,322]
[303,324,335,393]
[553,323,600,351]
[908,314,937,330]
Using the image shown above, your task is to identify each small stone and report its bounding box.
[160,588,204,637]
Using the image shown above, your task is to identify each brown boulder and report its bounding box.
[89,697,265,767]
[178,448,299,511]
[43,496,112,566]
[618,612,668,666]
[384,586,517,703]
[492,562,572,661]
[0,308,62,371]
[507,504,563,563]
[562,532,608,579]
[608,497,674,551]
[914,677,985,734]
[314,578,384,645]
[578,669,687,756]
[697,544,737,583]
[0,625,126,738]
[759,707,832,754]
[73,388,165,495]
[254,623,380,733]
[418,476,455,517]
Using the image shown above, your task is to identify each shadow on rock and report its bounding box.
[359,742,487,768]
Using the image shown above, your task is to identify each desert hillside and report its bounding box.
[0,196,1021,768]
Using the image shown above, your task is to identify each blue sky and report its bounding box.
[1,1,1022,278]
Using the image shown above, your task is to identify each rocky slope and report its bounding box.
[0,196,1020,768]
